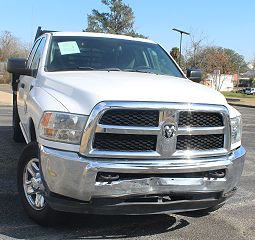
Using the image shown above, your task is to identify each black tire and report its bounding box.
[17,142,64,226]
[13,93,25,142]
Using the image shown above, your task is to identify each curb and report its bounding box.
[228,102,255,109]
[0,105,12,108]
[0,91,12,106]
[226,98,240,102]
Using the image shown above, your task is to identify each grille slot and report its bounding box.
[178,112,223,127]
[176,134,224,150]
[99,109,159,127]
[93,133,157,151]
[96,171,218,182]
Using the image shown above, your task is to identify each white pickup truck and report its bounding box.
[7,28,245,226]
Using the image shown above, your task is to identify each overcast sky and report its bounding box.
[0,0,254,61]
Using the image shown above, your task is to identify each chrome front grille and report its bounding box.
[80,102,231,159]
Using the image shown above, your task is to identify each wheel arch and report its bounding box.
[28,118,37,142]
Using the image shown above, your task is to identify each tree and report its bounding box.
[185,45,247,74]
[184,30,248,75]
[170,47,179,62]
[221,48,248,73]
[248,77,255,87]
[201,47,234,74]
[0,31,29,84]
[85,0,146,38]
[184,30,208,68]
[0,31,29,61]
[250,54,255,70]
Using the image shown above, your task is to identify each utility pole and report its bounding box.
[172,28,190,66]
[237,65,241,92]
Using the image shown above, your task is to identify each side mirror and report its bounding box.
[7,58,32,76]
[187,68,202,83]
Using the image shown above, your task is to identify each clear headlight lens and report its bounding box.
[231,116,242,150]
[39,112,88,144]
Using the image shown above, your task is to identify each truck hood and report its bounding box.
[40,71,227,115]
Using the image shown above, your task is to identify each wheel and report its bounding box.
[17,142,63,226]
[12,93,25,142]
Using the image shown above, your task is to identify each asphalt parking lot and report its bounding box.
[0,105,254,240]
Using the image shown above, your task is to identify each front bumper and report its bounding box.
[40,145,245,214]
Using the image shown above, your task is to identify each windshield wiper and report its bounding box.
[98,68,122,71]
[124,69,157,75]
[76,66,94,70]
[51,66,95,71]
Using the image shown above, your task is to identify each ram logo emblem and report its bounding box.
[163,124,176,139]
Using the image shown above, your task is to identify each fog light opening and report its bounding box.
[206,169,226,179]
[97,172,120,182]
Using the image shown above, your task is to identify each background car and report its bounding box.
[245,87,255,95]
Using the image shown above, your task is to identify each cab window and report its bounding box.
[26,39,41,68]
[30,38,46,70]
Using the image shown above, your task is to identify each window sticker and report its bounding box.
[58,41,80,55]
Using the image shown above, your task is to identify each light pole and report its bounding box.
[172,28,190,66]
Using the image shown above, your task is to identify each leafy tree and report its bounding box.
[201,47,234,74]
[250,54,255,70]
[85,0,146,38]
[170,47,179,62]
[220,48,248,73]
[185,46,247,75]
[248,77,255,87]
[184,30,248,75]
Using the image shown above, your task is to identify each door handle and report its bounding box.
[20,83,25,88]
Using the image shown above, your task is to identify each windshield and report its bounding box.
[46,36,184,78]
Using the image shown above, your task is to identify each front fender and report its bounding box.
[26,86,69,142]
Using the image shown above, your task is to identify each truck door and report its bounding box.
[18,37,46,134]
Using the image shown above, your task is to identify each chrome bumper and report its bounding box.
[40,145,245,214]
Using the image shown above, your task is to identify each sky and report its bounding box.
[0,0,254,61]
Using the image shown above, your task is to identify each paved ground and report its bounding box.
[0,105,254,240]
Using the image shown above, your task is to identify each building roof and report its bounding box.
[241,70,255,78]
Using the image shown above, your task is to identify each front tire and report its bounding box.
[17,142,63,226]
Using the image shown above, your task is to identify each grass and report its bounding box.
[222,92,255,99]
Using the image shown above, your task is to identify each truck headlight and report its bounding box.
[39,112,88,144]
[230,116,242,150]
